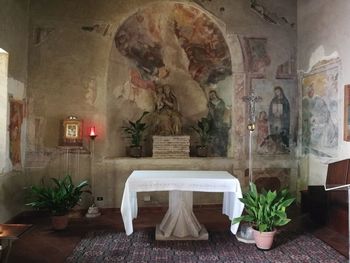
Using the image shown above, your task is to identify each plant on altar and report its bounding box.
[26,175,90,230]
[192,117,212,157]
[122,111,149,157]
[232,183,295,249]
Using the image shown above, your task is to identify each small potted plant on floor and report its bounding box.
[232,183,295,250]
[122,111,149,157]
[192,117,212,157]
[26,175,90,230]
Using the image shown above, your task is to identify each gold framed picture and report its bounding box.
[59,116,83,146]
[344,85,350,141]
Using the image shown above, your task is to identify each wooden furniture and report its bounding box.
[0,224,32,263]
[121,170,244,240]
[325,159,349,237]
[301,160,349,234]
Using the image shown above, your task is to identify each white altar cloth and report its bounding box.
[121,170,244,236]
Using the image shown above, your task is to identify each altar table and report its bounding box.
[120,170,244,240]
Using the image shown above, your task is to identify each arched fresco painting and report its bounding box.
[110,2,233,157]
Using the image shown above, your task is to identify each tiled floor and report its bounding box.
[5,206,348,263]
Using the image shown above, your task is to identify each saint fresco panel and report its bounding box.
[243,38,271,75]
[301,59,340,157]
[253,79,296,155]
[9,99,24,169]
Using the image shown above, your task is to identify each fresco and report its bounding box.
[173,4,232,87]
[243,38,271,75]
[301,59,340,157]
[276,57,296,79]
[254,79,296,155]
[9,99,24,169]
[113,2,233,157]
[233,73,246,160]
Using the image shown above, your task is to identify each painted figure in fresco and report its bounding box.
[268,86,290,149]
[257,111,269,147]
[207,90,229,156]
[153,85,182,135]
[302,84,337,153]
[9,101,23,168]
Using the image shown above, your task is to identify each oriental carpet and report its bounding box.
[66,229,346,263]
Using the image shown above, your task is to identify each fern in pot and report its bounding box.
[26,175,90,230]
[232,183,295,250]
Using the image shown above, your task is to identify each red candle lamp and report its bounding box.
[89,126,97,140]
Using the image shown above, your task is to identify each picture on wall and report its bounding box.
[301,58,340,157]
[344,84,350,141]
[253,79,297,155]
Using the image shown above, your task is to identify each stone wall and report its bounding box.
[24,0,298,208]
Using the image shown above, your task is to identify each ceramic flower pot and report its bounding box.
[128,146,142,158]
[253,228,276,250]
[51,214,69,230]
[196,145,208,157]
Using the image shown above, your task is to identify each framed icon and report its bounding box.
[59,116,83,146]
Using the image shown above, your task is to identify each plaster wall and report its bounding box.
[298,0,350,186]
[0,0,29,222]
[26,0,297,208]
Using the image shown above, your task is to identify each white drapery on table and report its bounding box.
[120,170,244,236]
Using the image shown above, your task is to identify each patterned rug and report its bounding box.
[66,229,347,263]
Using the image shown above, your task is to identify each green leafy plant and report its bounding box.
[192,117,212,146]
[232,183,295,232]
[122,111,149,147]
[26,175,90,216]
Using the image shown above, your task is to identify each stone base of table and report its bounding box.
[155,224,208,240]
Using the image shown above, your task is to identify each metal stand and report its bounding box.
[85,137,100,218]
[236,130,255,243]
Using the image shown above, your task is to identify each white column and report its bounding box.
[0,49,9,173]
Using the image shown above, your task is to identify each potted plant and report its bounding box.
[26,175,90,230]
[232,183,295,250]
[122,111,149,157]
[192,117,212,157]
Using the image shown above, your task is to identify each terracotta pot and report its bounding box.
[253,228,276,250]
[51,215,69,230]
[196,145,208,157]
[128,146,142,158]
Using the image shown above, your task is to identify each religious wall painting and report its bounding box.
[246,168,290,191]
[112,2,234,157]
[173,4,232,87]
[301,59,340,157]
[233,73,246,159]
[206,90,230,157]
[253,79,296,155]
[9,99,24,169]
[344,85,350,141]
[152,84,182,136]
[276,57,296,79]
[243,38,271,75]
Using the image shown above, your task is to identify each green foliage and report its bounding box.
[122,111,149,147]
[192,117,212,146]
[26,175,90,216]
[232,183,295,232]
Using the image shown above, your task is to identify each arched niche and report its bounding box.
[106,2,244,157]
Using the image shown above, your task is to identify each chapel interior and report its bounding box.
[0,0,349,262]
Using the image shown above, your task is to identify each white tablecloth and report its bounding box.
[120,170,244,236]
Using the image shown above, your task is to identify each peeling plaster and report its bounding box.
[307,46,339,73]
